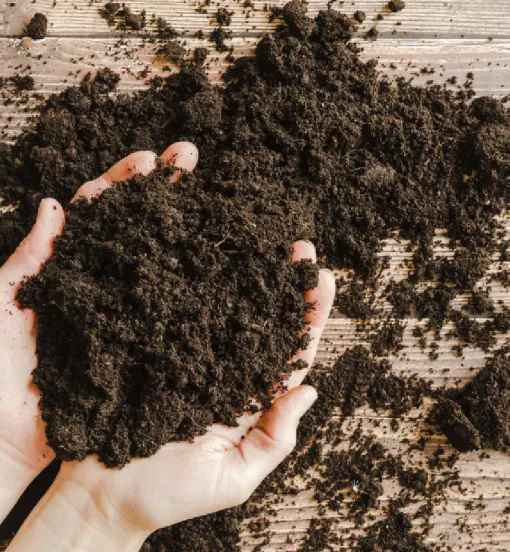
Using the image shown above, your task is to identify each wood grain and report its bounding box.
[1,0,510,549]
[2,0,510,39]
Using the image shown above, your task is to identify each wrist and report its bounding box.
[7,469,149,552]
[0,445,42,523]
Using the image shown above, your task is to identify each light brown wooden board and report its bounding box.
[2,0,510,39]
[1,1,510,549]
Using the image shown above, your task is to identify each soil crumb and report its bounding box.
[388,0,406,12]
[215,8,233,26]
[353,10,366,23]
[25,13,48,40]
[99,3,146,30]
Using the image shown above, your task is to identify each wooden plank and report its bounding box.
[2,0,510,39]
[237,227,510,550]
[1,2,510,546]
[0,37,509,141]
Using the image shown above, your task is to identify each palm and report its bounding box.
[61,424,250,532]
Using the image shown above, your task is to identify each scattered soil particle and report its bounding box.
[388,0,406,12]
[297,519,336,551]
[468,290,495,315]
[193,47,209,66]
[210,27,232,51]
[365,25,379,40]
[25,13,48,40]
[336,279,375,320]
[215,8,233,26]
[353,10,366,23]
[449,310,498,352]
[99,2,120,26]
[156,40,187,64]
[119,7,146,30]
[322,346,431,419]
[370,319,405,357]
[156,17,178,39]
[433,349,510,452]
[356,501,430,552]
[99,3,146,31]
[9,75,35,92]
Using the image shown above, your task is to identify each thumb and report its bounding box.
[1,198,65,290]
[230,385,317,496]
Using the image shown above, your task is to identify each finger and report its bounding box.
[0,199,65,291]
[286,268,336,389]
[71,151,158,203]
[228,386,317,492]
[235,242,323,428]
[160,141,199,183]
[292,240,316,264]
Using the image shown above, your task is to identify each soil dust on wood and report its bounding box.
[0,0,509,550]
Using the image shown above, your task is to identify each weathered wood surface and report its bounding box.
[1,0,510,550]
[2,0,510,38]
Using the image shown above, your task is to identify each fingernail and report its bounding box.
[298,386,318,417]
[162,142,199,172]
[320,268,336,281]
[38,198,53,218]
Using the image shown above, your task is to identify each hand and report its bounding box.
[0,143,197,524]
[6,144,335,551]
[8,245,334,552]
[0,198,64,522]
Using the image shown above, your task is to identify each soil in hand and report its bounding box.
[18,169,317,467]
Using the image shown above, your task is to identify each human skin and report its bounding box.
[1,142,335,550]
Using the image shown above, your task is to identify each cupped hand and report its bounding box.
[5,142,335,550]
[0,143,197,523]
[52,240,334,536]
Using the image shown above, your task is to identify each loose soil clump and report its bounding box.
[433,349,510,452]
[388,0,406,13]
[25,13,48,40]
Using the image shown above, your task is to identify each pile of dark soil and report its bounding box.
[433,348,510,452]
[2,1,508,280]
[0,0,509,549]
[18,169,317,466]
